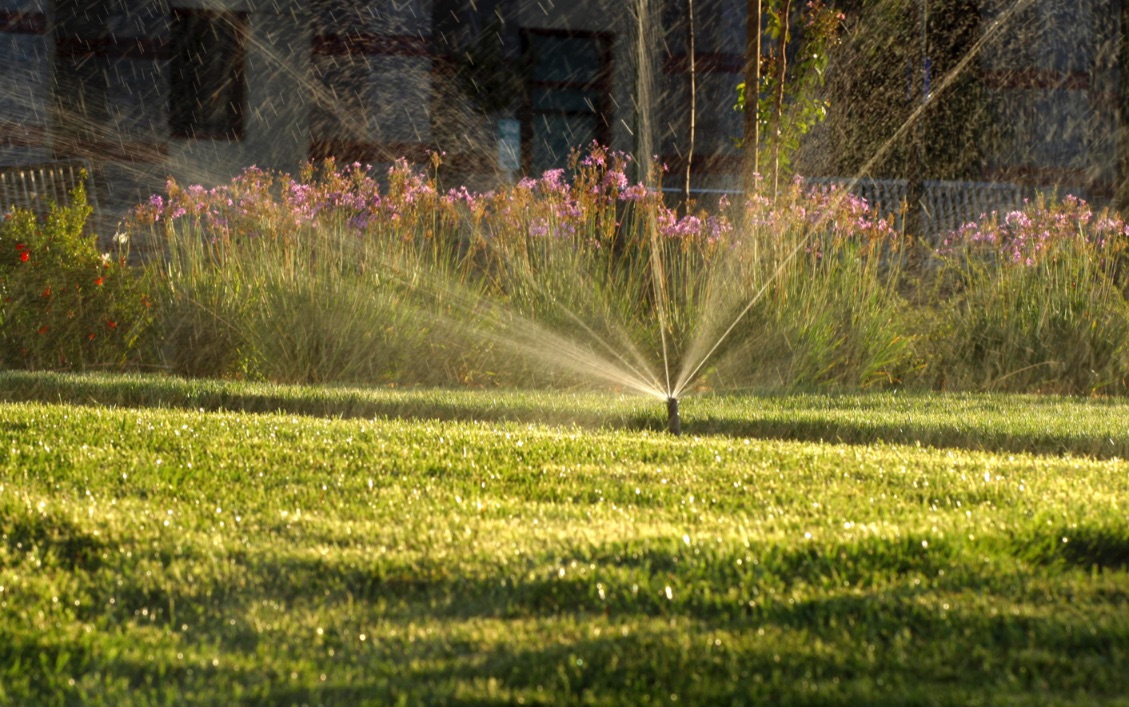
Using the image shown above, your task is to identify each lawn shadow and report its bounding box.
[0,370,662,431]
[689,412,1127,458]
[4,371,1129,458]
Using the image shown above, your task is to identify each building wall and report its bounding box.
[309,0,432,163]
[4,0,1126,223]
[435,0,748,190]
[980,0,1122,198]
[2,0,435,223]
[658,0,746,191]
[0,0,52,165]
[2,0,751,213]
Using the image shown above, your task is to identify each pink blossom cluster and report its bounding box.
[135,160,444,244]
[941,194,1129,266]
[732,177,898,260]
[132,144,908,264]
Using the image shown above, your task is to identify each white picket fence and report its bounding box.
[0,159,96,216]
[0,158,107,242]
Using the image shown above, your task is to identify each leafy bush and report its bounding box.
[0,184,151,371]
[694,181,911,392]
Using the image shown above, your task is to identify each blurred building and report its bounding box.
[813,0,1128,208]
[979,0,1125,204]
[2,0,1129,224]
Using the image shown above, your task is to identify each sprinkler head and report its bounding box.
[666,397,681,436]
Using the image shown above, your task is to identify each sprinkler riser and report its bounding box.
[667,397,681,436]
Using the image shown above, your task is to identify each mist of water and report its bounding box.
[2,0,1122,407]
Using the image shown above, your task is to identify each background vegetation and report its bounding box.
[3,148,1129,396]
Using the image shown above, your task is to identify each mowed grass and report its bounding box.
[1,373,1128,704]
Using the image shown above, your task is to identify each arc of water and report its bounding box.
[379,242,669,400]
[673,0,1036,399]
[556,303,668,397]
[486,232,667,396]
[647,214,674,398]
[672,236,802,399]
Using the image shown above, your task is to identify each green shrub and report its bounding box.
[0,185,152,371]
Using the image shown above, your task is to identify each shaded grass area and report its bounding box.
[6,370,1129,457]
[0,370,660,430]
[692,392,1129,459]
[1,376,1128,703]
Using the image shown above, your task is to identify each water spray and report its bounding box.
[666,396,681,436]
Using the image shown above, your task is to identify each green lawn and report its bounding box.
[1,372,1127,705]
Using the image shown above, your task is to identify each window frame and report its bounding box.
[520,28,614,176]
[168,7,248,141]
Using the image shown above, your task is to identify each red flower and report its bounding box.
[38,325,49,335]
[87,332,96,341]
[15,243,26,251]
[94,276,104,286]
[19,251,29,262]
[105,320,117,330]
[41,287,51,298]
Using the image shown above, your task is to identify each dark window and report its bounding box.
[169,9,246,139]
[523,30,612,175]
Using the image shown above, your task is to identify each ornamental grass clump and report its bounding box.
[690,178,912,391]
[136,158,480,383]
[135,145,913,390]
[931,196,1129,394]
[0,184,151,371]
[470,146,737,389]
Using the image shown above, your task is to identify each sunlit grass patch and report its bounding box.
[1,376,1128,703]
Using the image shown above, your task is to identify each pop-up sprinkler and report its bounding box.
[667,397,681,436]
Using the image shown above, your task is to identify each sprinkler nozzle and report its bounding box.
[667,397,681,436]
